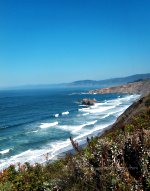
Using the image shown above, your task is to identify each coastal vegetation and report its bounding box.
[0,94,150,191]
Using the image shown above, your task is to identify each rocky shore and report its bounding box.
[89,79,150,96]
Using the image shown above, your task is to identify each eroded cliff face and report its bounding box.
[89,79,150,96]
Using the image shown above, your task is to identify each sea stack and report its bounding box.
[81,98,96,105]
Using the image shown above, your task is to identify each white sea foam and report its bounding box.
[87,120,98,126]
[62,111,69,115]
[58,120,98,134]
[90,103,102,109]
[0,149,10,155]
[0,94,140,172]
[79,105,115,113]
[12,150,32,159]
[0,143,73,171]
[40,122,58,129]
[116,94,140,103]
[0,149,48,171]
[2,121,109,170]
[78,94,140,117]
[1,123,104,171]
[69,124,86,134]
[54,114,59,118]
[72,120,97,133]
[58,124,85,134]
[74,122,113,142]
[100,114,110,119]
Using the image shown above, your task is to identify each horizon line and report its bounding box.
[0,72,150,90]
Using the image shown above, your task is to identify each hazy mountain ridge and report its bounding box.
[69,73,150,87]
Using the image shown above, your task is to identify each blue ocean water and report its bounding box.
[0,88,140,170]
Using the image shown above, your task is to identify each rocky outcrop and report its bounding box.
[89,79,150,96]
[81,98,96,105]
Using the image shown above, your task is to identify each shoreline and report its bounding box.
[0,93,140,172]
[49,123,113,161]
[51,94,143,164]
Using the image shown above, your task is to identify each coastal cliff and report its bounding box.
[89,79,150,96]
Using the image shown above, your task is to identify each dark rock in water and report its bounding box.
[81,98,96,105]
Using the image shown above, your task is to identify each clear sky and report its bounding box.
[0,0,150,87]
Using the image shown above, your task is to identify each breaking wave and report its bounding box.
[62,111,69,115]
[40,122,58,129]
[0,149,10,155]
[0,92,140,171]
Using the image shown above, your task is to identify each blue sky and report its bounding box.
[0,0,150,87]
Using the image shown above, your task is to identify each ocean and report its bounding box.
[0,87,140,171]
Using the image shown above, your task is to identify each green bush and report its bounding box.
[0,182,12,191]
[125,124,134,132]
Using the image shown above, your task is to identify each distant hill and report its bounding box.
[89,79,150,96]
[68,73,150,88]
